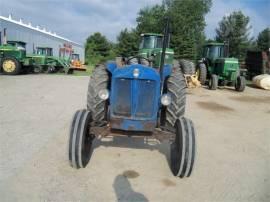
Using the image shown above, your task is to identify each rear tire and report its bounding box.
[68,109,94,168]
[170,117,196,178]
[1,57,21,75]
[197,63,207,85]
[179,59,195,75]
[87,64,109,122]
[235,76,246,92]
[165,67,186,128]
[209,74,218,90]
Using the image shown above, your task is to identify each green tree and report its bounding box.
[167,0,211,60]
[136,0,212,60]
[116,28,139,57]
[85,32,114,64]
[136,5,166,34]
[257,28,270,51]
[215,11,253,59]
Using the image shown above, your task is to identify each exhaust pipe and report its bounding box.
[159,17,170,94]
[3,28,7,45]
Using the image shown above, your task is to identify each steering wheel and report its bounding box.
[126,56,151,65]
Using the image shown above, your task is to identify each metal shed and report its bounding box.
[0,15,85,63]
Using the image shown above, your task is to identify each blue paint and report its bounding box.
[106,62,172,132]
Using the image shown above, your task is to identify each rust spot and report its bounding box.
[123,170,139,179]
[197,101,234,112]
[162,178,176,187]
[230,96,270,103]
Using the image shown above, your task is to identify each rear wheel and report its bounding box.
[170,117,196,178]
[68,109,94,168]
[1,57,21,75]
[87,64,109,122]
[165,67,186,128]
[235,76,246,92]
[179,59,196,75]
[209,74,218,90]
[197,63,207,84]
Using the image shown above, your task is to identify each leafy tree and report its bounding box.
[257,28,270,51]
[116,28,140,57]
[167,0,211,60]
[85,32,114,64]
[136,0,212,60]
[215,11,253,59]
[136,5,166,34]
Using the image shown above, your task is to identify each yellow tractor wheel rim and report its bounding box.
[3,60,16,73]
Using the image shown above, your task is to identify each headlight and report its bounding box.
[161,94,171,106]
[98,89,109,100]
[133,68,139,78]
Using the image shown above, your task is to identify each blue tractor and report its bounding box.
[68,20,196,178]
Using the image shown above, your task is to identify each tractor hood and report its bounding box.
[106,62,172,132]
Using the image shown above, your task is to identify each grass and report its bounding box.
[71,65,94,76]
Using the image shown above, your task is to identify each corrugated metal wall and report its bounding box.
[0,19,85,63]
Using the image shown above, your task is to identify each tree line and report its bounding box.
[85,0,269,65]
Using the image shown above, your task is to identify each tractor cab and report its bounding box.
[139,33,163,49]
[71,53,80,61]
[138,33,174,67]
[36,47,53,56]
[202,42,226,66]
[7,41,26,51]
[0,41,27,60]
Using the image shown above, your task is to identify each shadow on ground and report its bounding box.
[113,174,149,202]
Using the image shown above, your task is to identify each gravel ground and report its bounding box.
[0,75,269,202]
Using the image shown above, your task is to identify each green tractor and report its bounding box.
[0,41,32,75]
[30,47,71,73]
[197,42,246,91]
[137,33,174,67]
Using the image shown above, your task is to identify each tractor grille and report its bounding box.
[113,78,156,118]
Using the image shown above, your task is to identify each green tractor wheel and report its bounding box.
[1,57,21,75]
[235,76,246,92]
[209,74,218,90]
[197,63,207,85]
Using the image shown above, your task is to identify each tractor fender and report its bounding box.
[162,64,172,80]
[106,61,117,74]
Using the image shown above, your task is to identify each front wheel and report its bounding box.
[170,117,196,178]
[197,63,207,85]
[68,109,94,168]
[1,57,21,75]
[209,74,218,90]
[235,76,246,92]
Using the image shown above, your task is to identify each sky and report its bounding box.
[0,0,269,45]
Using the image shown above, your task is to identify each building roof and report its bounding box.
[0,15,82,47]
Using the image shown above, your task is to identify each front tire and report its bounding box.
[197,63,207,85]
[170,117,196,178]
[235,76,246,92]
[68,109,94,168]
[1,57,21,75]
[209,74,218,90]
